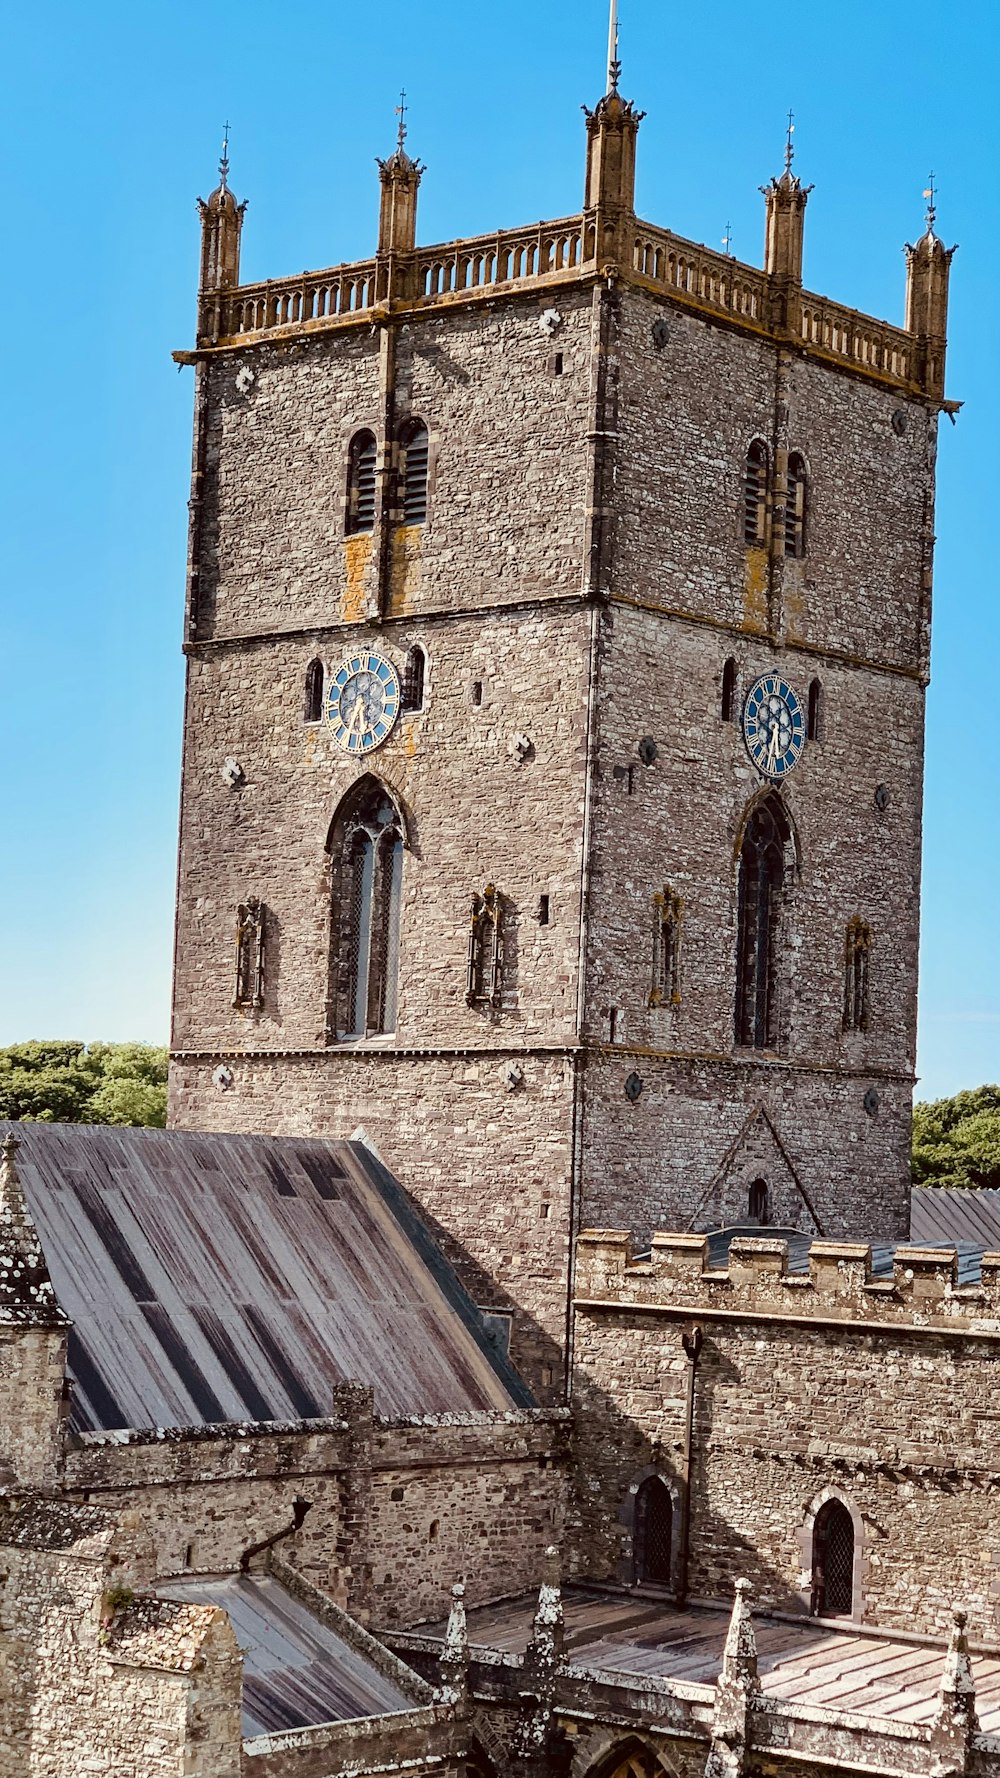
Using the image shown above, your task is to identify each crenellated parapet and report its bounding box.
[574,1227,1000,1336]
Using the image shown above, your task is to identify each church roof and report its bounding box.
[5,1122,531,1433]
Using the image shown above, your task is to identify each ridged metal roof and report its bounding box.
[6,1123,530,1433]
[912,1187,1000,1253]
[158,1572,414,1734]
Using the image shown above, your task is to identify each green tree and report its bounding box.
[912,1085,1000,1190]
[0,1042,168,1128]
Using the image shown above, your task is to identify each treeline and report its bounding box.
[912,1084,1000,1191]
[0,1041,168,1128]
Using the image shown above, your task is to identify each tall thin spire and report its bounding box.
[219,120,231,192]
[607,0,620,94]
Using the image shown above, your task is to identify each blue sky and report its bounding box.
[1,0,996,1101]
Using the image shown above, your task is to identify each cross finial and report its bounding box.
[607,0,620,93]
[923,170,937,233]
[721,220,734,256]
[395,88,408,152]
[219,120,231,191]
[784,109,795,175]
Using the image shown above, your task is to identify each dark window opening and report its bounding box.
[609,1007,621,1044]
[552,352,564,375]
[722,658,737,723]
[400,645,426,713]
[811,1499,854,1617]
[744,440,768,546]
[471,680,483,707]
[346,430,377,535]
[843,919,872,1033]
[748,1177,769,1223]
[807,678,822,742]
[634,1476,673,1586]
[735,793,790,1050]
[785,452,808,558]
[538,894,550,926]
[328,781,403,1041]
[401,420,429,524]
[304,658,324,724]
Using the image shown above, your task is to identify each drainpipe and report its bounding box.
[676,1323,703,1606]
[239,1496,311,1571]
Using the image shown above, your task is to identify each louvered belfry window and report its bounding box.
[401,421,429,524]
[744,440,768,545]
[634,1477,673,1586]
[346,430,377,534]
[785,452,808,557]
[812,1500,855,1617]
[328,781,404,1040]
[843,918,872,1033]
[735,794,790,1050]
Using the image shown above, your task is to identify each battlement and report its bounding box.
[187,85,953,402]
[574,1229,1000,1334]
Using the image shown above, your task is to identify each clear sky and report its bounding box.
[1,0,996,1102]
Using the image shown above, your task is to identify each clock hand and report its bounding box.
[348,698,367,735]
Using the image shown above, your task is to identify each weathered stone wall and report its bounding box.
[0,1327,65,1486]
[571,1231,1000,1640]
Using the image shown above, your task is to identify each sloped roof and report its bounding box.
[6,1123,530,1432]
[158,1572,416,1733]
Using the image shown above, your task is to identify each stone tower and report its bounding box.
[169,78,953,1395]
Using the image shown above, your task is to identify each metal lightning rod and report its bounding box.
[607,0,620,92]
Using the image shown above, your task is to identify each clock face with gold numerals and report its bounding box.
[326,652,400,755]
[743,673,806,779]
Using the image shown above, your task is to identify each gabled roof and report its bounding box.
[6,1123,531,1432]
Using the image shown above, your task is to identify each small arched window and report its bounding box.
[467,885,503,1009]
[400,645,426,714]
[328,780,404,1040]
[811,1499,855,1617]
[401,421,429,524]
[807,678,822,742]
[785,453,808,558]
[744,441,768,546]
[346,431,377,535]
[843,919,872,1033]
[634,1477,672,1586]
[721,658,737,724]
[748,1177,769,1224]
[650,888,682,1007]
[735,793,791,1050]
[304,659,324,724]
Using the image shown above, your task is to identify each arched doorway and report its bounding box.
[811,1498,855,1617]
[634,1476,673,1586]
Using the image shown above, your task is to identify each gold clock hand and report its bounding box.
[348,698,367,734]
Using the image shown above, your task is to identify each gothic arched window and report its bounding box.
[721,657,737,724]
[843,918,872,1032]
[744,440,768,545]
[785,452,808,558]
[401,420,429,524]
[634,1476,673,1586]
[346,430,377,535]
[650,887,682,1007]
[467,885,503,1009]
[748,1177,769,1224]
[735,794,791,1050]
[811,1499,855,1617]
[327,780,404,1040]
[304,658,324,724]
[233,899,265,1011]
[400,644,426,713]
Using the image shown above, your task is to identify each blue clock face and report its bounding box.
[743,674,806,778]
[326,652,400,754]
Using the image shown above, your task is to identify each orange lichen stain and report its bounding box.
[304,728,318,767]
[783,577,806,642]
[341,535,372,623]
[742,548,769,630]
[402,722,418,759]
[388,525,423,618]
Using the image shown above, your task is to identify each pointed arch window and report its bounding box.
[744,440,768,546]
[721,658,737,724]
[748,1177,770,1224]
[400,644,426,713]
[467,885,503,1009]
[634,1477,673,1586]
[304,658,324,724]
[328,781,404,1040]
[843,919,872,1033]
[401,420,429,524]
[735,793,791,1050]
[233,899,265,1011]
[785,453,808,558]
[346,430,377,535]
[650,887,682,1007]
[811,1500,855,1617]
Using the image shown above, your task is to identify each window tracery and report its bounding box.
[328,780,404,1040]
[650,887,682,1007]
[233,898,265,1011]
[467,885,503,1009]
[735,793,791,1050]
